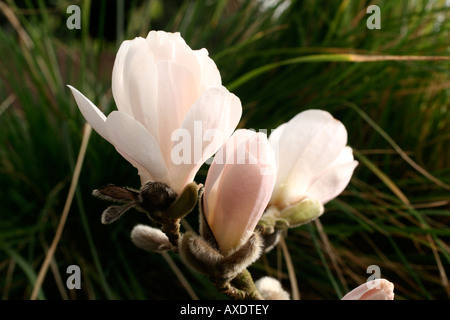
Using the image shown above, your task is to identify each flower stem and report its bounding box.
[219,269,264,300]
[160,218,181,248]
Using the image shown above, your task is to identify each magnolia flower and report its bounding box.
[69,30,242,194]
[202,129,277,255]
[269,109,358,210]
[342,279,395,300]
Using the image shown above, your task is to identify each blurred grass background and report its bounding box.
[0,0,449,300]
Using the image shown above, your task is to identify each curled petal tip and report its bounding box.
[342,279,395,300]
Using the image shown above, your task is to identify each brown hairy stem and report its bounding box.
[218,269,264,300]
[160,218,181,248]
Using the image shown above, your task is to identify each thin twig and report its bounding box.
[0,93,16,116]
[30,124,92,300]
[0,2,33,48]
[276,238,283,281]
[50,256,69,300]
[315,219,348,291]
[426,234,450,299]
[2,259,16,300]
[279,237,300,300]
[161,251,199,300]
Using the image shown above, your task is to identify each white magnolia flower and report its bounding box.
[69,30,242,194]
[269,109,358,210]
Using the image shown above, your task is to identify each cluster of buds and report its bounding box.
[69,31,394,300]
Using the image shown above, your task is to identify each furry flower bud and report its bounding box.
[131,224,173,252]
[255,277,290,300]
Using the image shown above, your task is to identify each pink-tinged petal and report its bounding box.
[146,31,188,60]
[67,85,109,142]
[146,31,202,85]
[342,279,395,300]
[168,87,242,193]
[268,122,287,163]
[112,37,159,139]
[194,48,222,92]
[305,147,358,204]
[305,161,358,204]
[111,39,133,116]
[203,129,255,223]
[272,109,348,207]
[268,123,286,203]
[105,111,168,184]
[205,130,277,255]
[156,61,200,167]
[332,145,356,166]
[69,86,153,184]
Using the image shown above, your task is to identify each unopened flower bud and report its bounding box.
[139,181,177,213]
[131,224,173,252]
[255,276,290,300]
[203,129,277,255]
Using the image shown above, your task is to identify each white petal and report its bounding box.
[105,111,169,184]
[68,86,154,183]
[305,159,358,204]
[146,31,189,61]
[168,87,242,193]
[268,122,287,162]
[305,146,357,204]
[111,40,134,116]
[275,109,348,206]
[194,48,222,92]
[146,31,202,82]
[268,123,287,202]
[156,61,200,167]
[112,37,159,139]
[331,146,355,166]
[68,85,109,142]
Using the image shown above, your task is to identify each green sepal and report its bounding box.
[257,206,290,234]
[164,182,200,220]
[274,218,289,230]
[257,207,279,235]
[279,197,324,228]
